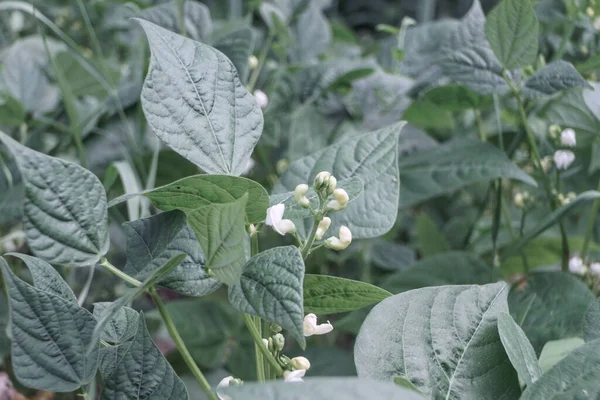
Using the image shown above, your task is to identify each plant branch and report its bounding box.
[243,314,283,377]
[149,287,218,400]
[99,258,142,287]
[77,264,95,306]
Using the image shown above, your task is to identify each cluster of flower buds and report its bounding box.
[569,256,600,277]
[556,191,576,206]
[513,191,534,209]
[548,125,576,170]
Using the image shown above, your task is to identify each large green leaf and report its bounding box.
[398,138,536,207]
[165,298,243,368]
[123,211,221,296]
[381,251,499,294]
[521,61,590,99]
[0,131,109,266]
[538,337,584,373]
[0,257,99,392]
[583,298,600,342]
[139,0,212,42]
[497,312,542,386]
[369,240,416,272]
[0,150,23,224]
[545,85,600,144]
[355,282,519,399]
[188,194,248,285]
[100,314,189,399]
[222,377,422,399]
[138,19,263,175]
[303,275,391,314]
[520,339,600,399]
[485,0,539,69]
[228,246,306,348]
[93,303,139,344]
[509,272,595,354]
[274,122,404,239]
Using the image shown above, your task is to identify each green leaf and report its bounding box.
[0,150,23,224]
[538,337,584,373]
[303,275,392,314]
[165,298,243,368]
[355,282,520,399]
[399,138,536,208]
[393,377,423,394]
[188,194,248,285]
[583,298,600,342]
[521,61,590,99]
[270,177,363,220]
[415,214,450,256]
[503,191,600,260]
[288,103,328,162]
[6,253,77,303]
[381,251,499,294]
[139,0,212,42]
[0,93,26,127]
[497,312,542,386]
[123,210,221,296]
[89,253,186,354]
[370,240,416,272]
[53,51,120,99]
[509,272,595,354]
[521,339,600,399]
[0,257,99,392]
[274,122,404,239]
[419,85,492,111]
[575,52,600,73]
[323,68,374,93]
[137,19,263,175]
[545,84,600,143]
[93,303,139,344]
[228,246,305,348]
[222,377,423,399]
[100,313,189,399]
[111,174,269,225]
[212,27,255,83]
[0,131,109,266]
[485,0,539,69]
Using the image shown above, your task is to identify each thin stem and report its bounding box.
[242,314,283,377]
[474,109,486,142]
[581,179,600,260]
[99,258,141,287]
[77,265,95,306]
[248,30,275,92]
[301,218,321,259]
[502,201,530,272]
[149,288,219,400]
[503,71,570,270]
[249,233,265,382]
[553,23,575,62]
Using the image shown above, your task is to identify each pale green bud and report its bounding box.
[273,333,285,351]
[290,356,311,371]
[315,217,331,240]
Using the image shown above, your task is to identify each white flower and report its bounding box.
[248,55,259,69]
[591,262,600,276]
[265,204,296,235]
[284,369,306,382]
[9,11,24,33]
[560,128,576,147]
[290,356,311,371]
[327,188,349,211]
[554,150,575,170]
[568,256,587,276]
[315,217,331,240]
[324,226,352,251]
[303,313,334,336]
[217,376,234,388]
[253,89,268,109]
[294,184,310,208]
[513,192,525,208]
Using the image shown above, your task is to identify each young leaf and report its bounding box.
[139,0,212,42]
[399,138,536,207]
[274,122,404,239]
[509,272,595,353]
[538,337,584,373]
[0,131,109,266]
[100,313,189,399]
[521,61,590,99]
[137,19,263,175]
[303,275,391,314]
[0,258,99,392]
[485,0,539,69]
[93,303,139,344]
[228,246,306,348]
[188,194,248,285]
[520,339,600,399]
[222,377,423,400]
[497,312,542,386]
[583,298,600,342]
[355,282,520,399]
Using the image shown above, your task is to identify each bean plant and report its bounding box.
[1,0,600,399]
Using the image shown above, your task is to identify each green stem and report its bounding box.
[99,258,141,287]
[77,264,95,306]
[503,71,570,270]
[249,233,266,382]
[502,200,530,272]
[581,179,600,260]
[149,288,218,400]
[248,30,275,92]
[301,218,321,259]
[242,314,283,377]
[553,23,575,62]
[474,109,486,142]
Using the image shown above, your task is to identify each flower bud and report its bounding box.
[270,323,282,333]
[313,171,331,193]
[514,192,525,208]
[554,150,575,170]
[276,159,289,175]
[253,89,268,109]
[262,338,269,349]
[315,217,331,240]
[324,226,352,251]
[248,55,259,69]
[273,333,285,351]
[248,224,257,236]
[591,262,600,276]
[278,219,296,234]
[290,356,311,371]
[294,184,310,208]
[568,256,587,276]
[540,156,553,173]
[548,124,561,139]
[560,128,576,147]
[327,188,349,211]
[217,376,242,388]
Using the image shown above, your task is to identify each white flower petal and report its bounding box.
[303,313,318,336]
[560,128,576,147]
[284,369,306,382]
[266,204,285,229]
[554,150,575,170]
[314,321,334,335]
[217,376,234,388]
